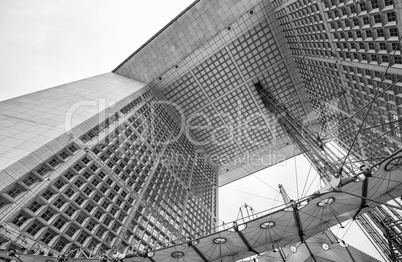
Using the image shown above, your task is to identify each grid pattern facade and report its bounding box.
[274,0,402,260]
[275,0,402,160]
[0,90,217,257]
[146,2,310,177]
[114,0,263,83]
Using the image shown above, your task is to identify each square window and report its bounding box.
[82,171,91,180]
[29,201,42,213]
[112,222,120,232]
[42,190,54,200]
[54,198,65,209]
[54,239,67,252]
[76,213,86,224]
[54,179,65,189]
[110,207,118,216]
[371,0,379,9]
[65,188,75,197]
[68,144,78,153]
[48,158,60,168]
[54,218,66,229]
[101,201,110,210]
[81,157,90,165]
[93,194,101,203]
[100,186,107,193]
[377,29,384,37]
[108,193,115,200]
[86,220,96,231]
[65,225,79,237]
[94,210,103,220]
[387,12,396,22]
[75,196,85,205]
[27,222,41,236]
[103,216,113,226]
[390,28,398,37]
[64,170,75,180]
[73,164,83,172]
[23,175,37,187]
[116,198,123,206]
[8,186,22,198]
[90,164,98,172]
[96,227,106,237]
[374,14,381,23]
[74,179,84,188]
[385,0,393,6]
[59,151,69,160]
[83,187,92,196]
[91,178,100,187]
[65,206,77,217]
[85,203,94,213]
[13,214,28,227]
[98,171,106,179]
[41,209,55,221]
[363,17,369,25]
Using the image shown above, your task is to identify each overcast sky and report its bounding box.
[0,0,193,101]
[0,1,383,260]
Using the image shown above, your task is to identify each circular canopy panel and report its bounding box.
[317,197,335,207]
[228,223,247,232]
[260,221,275,229]
[171,251,185,258]
[384,156,402,171]
[213,237,227,244]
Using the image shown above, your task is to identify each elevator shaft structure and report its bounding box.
[254,81,338,182]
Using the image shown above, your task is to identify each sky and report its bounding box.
[0,0,194,102]
[0,1,384,261]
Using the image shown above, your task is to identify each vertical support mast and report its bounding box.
[278,185,304,243]
[278,184,291,204]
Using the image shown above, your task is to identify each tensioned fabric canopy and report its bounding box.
[258,230,380,262]
[1,151,401,262]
